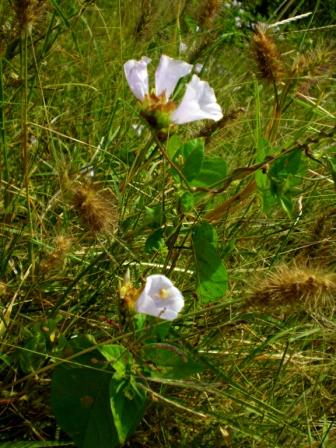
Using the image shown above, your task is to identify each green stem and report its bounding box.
[21,30,34,273]
[120,137,157,193]
[154,134,193,193]
[0,56,9,209]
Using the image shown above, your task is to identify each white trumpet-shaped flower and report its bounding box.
[171,75,222,124]
[134,274,184,321]
[124,55,223,127]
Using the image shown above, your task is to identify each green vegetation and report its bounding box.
[0,1,336,446]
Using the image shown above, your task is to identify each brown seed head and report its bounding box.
[72,183,118,235]
[247,265,336,315]
[40,235,73,274]
[198,0,221,28]
[135,0,154,37]
[13,0,47,35]
[252,23,284,84]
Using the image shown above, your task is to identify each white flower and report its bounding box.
[124,56,151,101]
[124,54,223,125]
[154,54,192,101]
[171,75,223,124]
[134,274,184,321]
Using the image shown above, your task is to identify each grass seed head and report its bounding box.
[198,0,221,28]
[40,236,73,274]
[72,183,119,235]
[247,265,336,315]
[135,0,154,37]
[13,0,47,35]
[252,23,284,84]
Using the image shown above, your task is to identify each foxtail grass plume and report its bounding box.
[13,0,46,34]
[72,183,118,235]
[134,0,154,37]
[198,0,221,28]
[124,54,223,130]
[247,265,336,314]
[252,23,284,84]
[40,236,72,274]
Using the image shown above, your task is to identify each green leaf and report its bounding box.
[269,149,302,180]
[167,134,182,159]
[145,228,166,254]
[170,138,205,184]
[255,144,305,216]
[18,331,47,374]
[182,143,204,181]
[51,338,146,448]
[256,170,276,214]
[268,149,305,218]
[149,320,172,340]
[142,343,205,379]
[98,344,133,378]
[190,157,227,188]
[192,222,228,303]
[134,313,147,330]
[178,191,194,213]
[51,360,117,448]
[109,377,147,445]
[172,138,202,159]
[144,205,164,228]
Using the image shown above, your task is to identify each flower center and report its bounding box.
[141,92,177,130]
[159,288,170,300]
[143,92,176,113]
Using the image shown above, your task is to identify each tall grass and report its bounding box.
[0,0,336,446]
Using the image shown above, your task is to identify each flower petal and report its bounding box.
[171,74,223,124]
[159,308,179,320]
[134,291,158,316]
[155,55,192,100]
[135,293,178,320]
[124,56,151,101]
[146,274,173,294]
[135,274,184,321]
